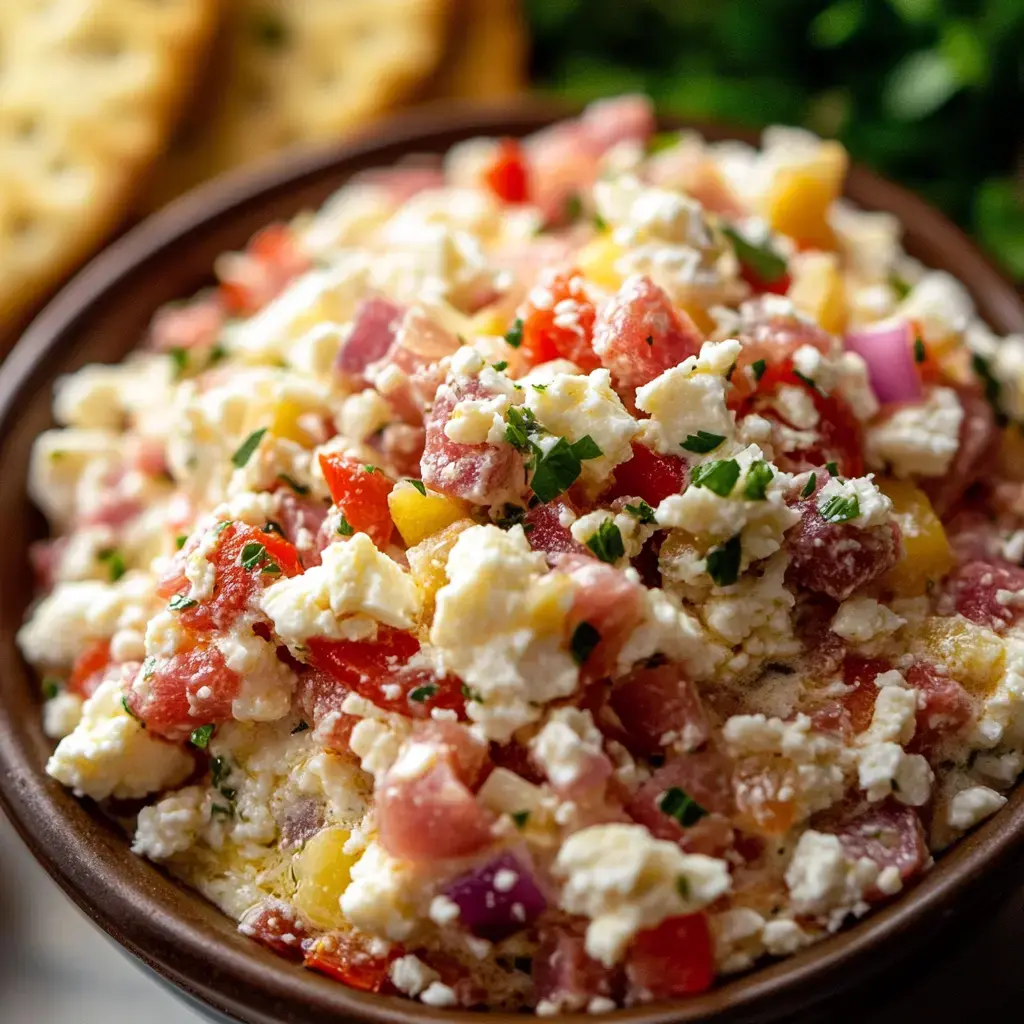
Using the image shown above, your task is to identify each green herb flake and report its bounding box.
[211,756,231,787]
[564,192,583,223]
[570,621,601,666]
[511,810,531,829]
[262,520,285,536]
[818,493,860,523]
[214,520,232,535]
[532,383,548,392]
[647,130,681,155]
[889,273,912,300]
[41,677,61,700]
[276,473,308,495]
[168,593,198,611]
[792,369,822,394]
[972,353,1007,425]
[742,460,774,501]
[690,458,740,497]
[706,534,742,587]
[210,803,234,820]
[681,430,726,454]
[721,225,788,284]
[239,541,272,571]
[504,405,539,452]
[121,696,141,722]
[406,479,427,496]
[231,427,267,469]
[409,684,439,704]
[530,437,584,502]
[168,347,189,379]
[98,548,127,582]
[495,503,528,530]
[624,500,657,524]
[175,534,188,550]
[190,724,215,749]
[570,435,603,461]
[461,683,483,703]
[826,461,840,477]
[801,473,817,498]
[336,513,355,537]
[491,360,509,372]
[505,317,524,349]
[676,875,691,900]
[593,212,608,232]
[914,337,926,364]
[291,720,309,734]
[752,358,767,382]
[363,464,378,474]
[659,786,708,827]
[208,342,227,366]
[141,656,156,680]
[586,519,626,564]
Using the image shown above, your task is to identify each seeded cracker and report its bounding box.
[143,0,451,208]
[0,0,217,332]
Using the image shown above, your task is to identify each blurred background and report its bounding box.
[0,0,1022,1019]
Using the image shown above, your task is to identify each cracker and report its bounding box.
[143,0,451,208]
[427,0,527,101]
[0,0,217,331]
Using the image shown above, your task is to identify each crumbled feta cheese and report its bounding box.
[570,508,652,563]
[216,626,295,722]
[420,982,459,1008]
[389,955,441,998]
[865,387,964,478]
[816,474,892,529]
[132,785,207,860]
[261,535,421,646]
[342,694,414,780]
[856,742,932,805]
[762,918,813,956]
[784,830,877,921]
[830,597,905,645]
[858,685,918,747]
[340,841,426,941]
[339,389,393,442]
[553,823,731,965]
[530,708,605,790]
[946,785,1007,831]
[712,908,766,973]
[972,750,1023,789]
[43,692,84,739]
[896,271,974,345]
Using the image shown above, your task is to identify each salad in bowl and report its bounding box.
[18,95,1024,1014]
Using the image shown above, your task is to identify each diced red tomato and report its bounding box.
[483,138,529,204]
[905,661,972,751]
[519,269,600,370]
[793,594,846,677]
[823,801,927,898]
[532,924,619,1014]
[948,560,1024,631]
[376,724,495,862]
[523,499,587,559]
[69,639,112,699]
[218,223,310,317]
[126,642,241,739]
[785,498,901,602]
[558,555,645,682]
[592,275,703,398]
[603,442,688,507]
[159,523,303,633]
[610,662,710,758]
[307,626,465,720]
[318,452,394,549]
[304,933,397,993]
[839,655,892,734]
[335,297,405,382]
[421,378,526,505]
[625,914,714,1000]
[295,667,359,754]
[738,263,792,297]
[148,291,225,353]
[238,897,313,960]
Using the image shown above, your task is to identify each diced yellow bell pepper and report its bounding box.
[526,572,574,639]
[388,483,468,547]
[469,309,507,338]
[406,518,475,614]
[912,617,1006,697]
[763,140,848,250]
[787,251,847,335]
[681,303,717,337]
[576,236,625,292]
[878,478,954,597]
[269,398,313,446]
[292,826,358,929]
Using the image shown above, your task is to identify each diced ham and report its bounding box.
[352,163,444,203]
[218,223,311,318]
[579,95,656,153]
[275,492,330,568]
[947,560,1024,630]
[647,145,747,217]
[523,499,587,560]
[29,537,66,593]
[602,441,687,506]
[275,797,326,850]
[148,292,225,352]
[295,667,359,754]
[785,498,901,601]
[591,275,703,400]
[609,662,710,758]
[625,914,714,1001]
[905,661,973,750]
[335,296,405,382]
[239,897,314,960]
[945,508,1004,564]
[532,923,619,1014]
[421,377,526,505]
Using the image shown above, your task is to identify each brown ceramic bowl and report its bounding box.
[1,99,1024,1024]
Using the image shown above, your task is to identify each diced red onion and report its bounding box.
[844,319,923,404]
[443,851,547,940]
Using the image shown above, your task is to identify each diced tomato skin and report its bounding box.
[318,453,394,549]
[533,924,619,1013]
[626,914,714,999]
[483,139,530,204]
[519,270,601,370]
[295,667,359,754]
[905,661,972,750]
[523,500,587,559]
[307,628,465,719]
[948,560,1024,631]
[304,935,397,993]
[610,662,710,758]
[239,898,313,960]
[739,263,791,296]
[69,639,112,698]
[603,442,687,507]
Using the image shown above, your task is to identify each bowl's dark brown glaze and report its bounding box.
[1,99,1023,1024]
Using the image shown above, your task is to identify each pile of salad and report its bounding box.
[20,96,1024,1013]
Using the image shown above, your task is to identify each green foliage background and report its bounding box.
[525,0,1024,279]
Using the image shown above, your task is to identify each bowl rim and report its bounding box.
[2,97,1024,1024]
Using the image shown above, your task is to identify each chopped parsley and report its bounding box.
[801,472,817,498]
[676,876,691,900]
[826,461,839,477]
[276,473,309,495]
[461,683,483,703]
[819,493,860,523]
[532,383,548,392]
[495,503,528,530]
[752,358,767,382]
[409,684,438,703]
[505,317,524,349]
[231,427,267,468]
[491,360,508,372]
[239,541,281,574]
[913,337,926,364]
[291,721,309,734]
[210,803,234,820]
[41,677,61,700]
[659,786,708,827]
[972,353,1008,426]
[593,212,608,232]
[262,520,285,536]
[570,622,601,666]
[690,458,740,497]
[98,548,126,582]
[531,435,602,503]
[364,464,379,474]
[792,369,823,394]
[175,534,188,550]
[681,430,726,454]
[706,534,742,586]
[406,479,427,496]
[569,435,603,460]
[585,519,625,564]
[168,347,189,379]
[563,192,583,223]
[721,225,788,284]
[511,810,531,829]
[190,724,215,749]
[121,696,141,723]
[336,513,354,536]
[624,500,657,524]
[888,272,912,300]
[646,130,681,155]
[141,656,156,680]
[504,406,539,451]
[168,594,198,611]
[214,520,232,535]
[211,756,231,787]
[742,460,774,501]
